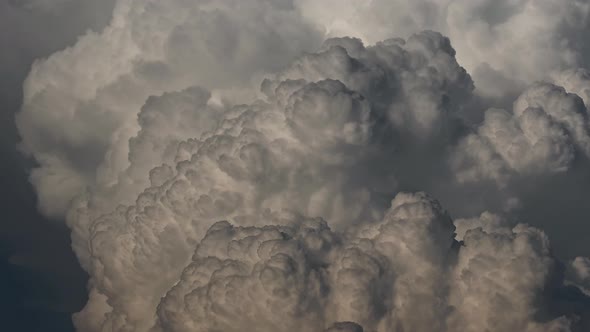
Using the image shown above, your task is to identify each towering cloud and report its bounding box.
[16,0,324,218]
[14,0,590,331]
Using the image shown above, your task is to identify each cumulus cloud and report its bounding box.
[63,33,480,330]
[74,191,566,332]
[298,0,590,98]
[18,0,590,218]
[567,257,590,296]
[452,83,590,185]
[554,69,590,106]
[14,0,590,331]
[83,193,582,331]
[16,0,325,217]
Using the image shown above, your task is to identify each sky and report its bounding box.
[3,0,590,331]
[0,0,115,330]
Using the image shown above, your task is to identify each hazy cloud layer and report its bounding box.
[14,0,590,331]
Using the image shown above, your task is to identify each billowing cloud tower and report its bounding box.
[15,0,590,331]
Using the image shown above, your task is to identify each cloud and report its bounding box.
[449,217,572,332]
[554,69,590,107]
[298,0,590,98]
[64,33,478,330]
[13,0,590,331]
[85,192,579,331]
[60,33,590,330]
[18,0,590,218]
[568,257,590,296]
[452,83,590,185]
[16,0,325,217]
